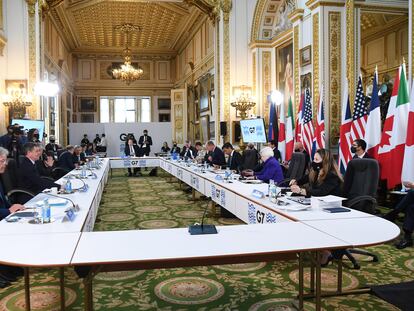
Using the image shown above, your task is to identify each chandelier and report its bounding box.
[230,85,256,120]
[112,24,143,85]
[1,85,32,120]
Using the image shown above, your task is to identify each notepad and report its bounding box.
[323,207,351,213]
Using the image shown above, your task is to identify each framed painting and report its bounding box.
[79,97,96,112]
[158,98,171,110]
[80,114,94,123]
[209,121,215,140]
[199,77,209,112]
[276,40,294,107]
[300,72,312,95]
[200,115,210,142]
[300,45,312,67]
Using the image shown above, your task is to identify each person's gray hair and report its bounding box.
[0,147,9,158]
[260,146,274,159]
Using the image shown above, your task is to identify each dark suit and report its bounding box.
[35,160,54,179]
[45,143,59,155]
[0,182,10,220]
[17,157,59,201]
[297,171,343,197]
[138,135,153,156]
[242,149,259,170]
[180,146,198,159]
[124,144,142,175]
[207,147,226,167]
[226,151,243,172]
[272,147,282,162]
[353,153,372,159]
[171,146,181,154]
[58,151,76,171]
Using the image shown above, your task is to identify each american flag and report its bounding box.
[301,88,314,155]
[350,76,368,141]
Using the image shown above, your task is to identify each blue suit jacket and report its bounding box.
[254,156,284,183]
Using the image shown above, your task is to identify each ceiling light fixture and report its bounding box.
[112,24,143,85]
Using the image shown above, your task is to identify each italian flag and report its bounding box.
[278,100,286,161]
[285,97,295,161]
[402,80,414,184]
[378,64,410,189]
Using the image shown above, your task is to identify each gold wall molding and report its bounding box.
[220,0,231,22]
[262,51,271,124]
[250,0,267,43]
[288,8,304,24]
[215,17,220,142]
[222,6,231,141]
[346,0,355,107]
[306,0,345,10]
[329,11,341,146]
[27,0,38,119]
[312,13,319,120]
[249,29,293,48]
[0,34,6,56]
[0,0,3,30]
[294,25,300,113]
[252,51,257,114]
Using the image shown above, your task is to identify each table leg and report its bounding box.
[315,251,322,311]
[24,267,31,311]
[110,168,113,178]
[337,258,343,294]
[83,271,94,311]
[60,267,65,311]
[192,188,196,201]
[310,252,315,293]
[298,252,304,311]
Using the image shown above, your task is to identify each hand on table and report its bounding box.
[9,204,25,213]
[403,181,414,189]
[242,170,254,177]
[290,185,301,194]
[289,179,297,186]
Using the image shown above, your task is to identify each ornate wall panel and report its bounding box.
[312,13,319,119]
[346,0,355,106]
[171,89,186,144]
[293,25,299,113]
[27,0,38,119]
[262,51,271,123]
[222,0,231,141]
[329,11,341,146]
[252,51,257,114]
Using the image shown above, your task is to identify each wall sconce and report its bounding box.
[1,80,32,122]
[231,85,256,120]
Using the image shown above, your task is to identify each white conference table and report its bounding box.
[0,156,401,311]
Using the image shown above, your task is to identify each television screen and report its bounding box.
[240,118,267,143]
[11,119,45,139]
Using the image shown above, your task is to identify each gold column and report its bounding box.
[221,0,231,141]
[262,51,271,124]
[214,14,221,142]
[0,0,6,56]
[312,13,319,119]
[346,0,355,106]
[329,11,341,146]
[252,51,256,115]
[26,0,38,119]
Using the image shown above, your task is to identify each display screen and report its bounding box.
[240,118,267,143]
[11,119,45,139]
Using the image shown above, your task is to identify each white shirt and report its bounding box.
[129,145,135,156]
[99,137,107,147]
[357,152,366,159]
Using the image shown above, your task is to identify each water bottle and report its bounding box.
[81,165,87,178]
[65,177,72,193]
[269,180,277,203]
[42,198,51,223]
[225,167,231,181]
[95,156,99,167]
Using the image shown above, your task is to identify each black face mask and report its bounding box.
[350,146,357,154]
[33,134,39,139]
[50,140,55,143]
[173,144,177,147]
[311,161,322,171]
[294,149,300,152]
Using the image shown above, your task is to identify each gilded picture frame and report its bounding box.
[300,45,312,67]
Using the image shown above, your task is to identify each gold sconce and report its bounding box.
[1,80,32,123]
[231,85,256,120]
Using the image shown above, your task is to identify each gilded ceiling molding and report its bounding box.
[250,0,267,43]
[184,0,220,21]
[249,29,294,49]
[306,0,344,10]
[346,0,355,107]
[288,8,305,24]
[262,51,271,125]
[312,13,319,120]
[329,11,341,146]
[293,25,300,114]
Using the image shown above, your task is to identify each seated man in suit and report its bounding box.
[241,143,260,170]
[222,142,242,172]
[171,142,181,155]
[73,145,85,166]
[351,139,372,159]
[269,140,282,162]
[17,142,60,203]
[384,181,414,249]
[180,140,198,160]
[205,141,226,168]
[58,145,77,171]
[244,147,284,183]
[36,150,56,178]
[124,138,142,177]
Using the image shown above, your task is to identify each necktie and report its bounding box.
[228,155,232,168]
[130,146,134,156]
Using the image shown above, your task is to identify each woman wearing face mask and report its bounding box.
[290,148,343,197]
[27,128,41,143]
[161,142,171,153]
[170,142,181,154]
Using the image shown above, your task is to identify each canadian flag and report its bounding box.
[401,80,414,184]
[378,64,410,189]
[278,100,286,161]
[285,97,295,161]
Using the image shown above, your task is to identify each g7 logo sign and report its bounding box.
[256,211,265,224]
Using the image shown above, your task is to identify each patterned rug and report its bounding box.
[0,169,412,310]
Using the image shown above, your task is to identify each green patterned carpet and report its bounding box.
[0,169,413,310]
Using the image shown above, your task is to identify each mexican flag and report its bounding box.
[378,64,410,189]
[278,100,286,161]
[402,80,414,184]
[285,97,295,161]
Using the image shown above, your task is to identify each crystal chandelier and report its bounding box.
[1,86,32,120]
[230,85,256,120]
[112,24,143,85]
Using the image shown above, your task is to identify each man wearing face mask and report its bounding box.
[45,136,60,156]
[171,142,181,154]
[138,130,152,156]
[294,141,310,170]
[351,139,372,159]
[290,148,343,197]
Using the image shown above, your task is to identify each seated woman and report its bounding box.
[85,143,94,156]
[36,151,56,179]
[290,148,343,197]
[244,147,283,183]
[161,142,171,153]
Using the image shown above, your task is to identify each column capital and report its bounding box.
[220,0,232,22]
[25,0,37,15]
[288,8,304,24]
[306,0,345,11]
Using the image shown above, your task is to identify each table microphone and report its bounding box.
[41,191,80,212]
[188,202,218,235]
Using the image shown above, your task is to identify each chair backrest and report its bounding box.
[286,152,306,181]
[343,158,379,212]
[242,149,258,170]
[0,158,19,194]
[52,167,70,180]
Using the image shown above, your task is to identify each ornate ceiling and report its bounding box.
[45,0,214,57]
[360,12,408,39]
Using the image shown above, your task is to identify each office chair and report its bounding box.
[52,167,71,180]
[0,158,35,204]
[285,152,306,182]
[340,158,380,269]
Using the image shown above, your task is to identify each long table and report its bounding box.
[0,156,400,311]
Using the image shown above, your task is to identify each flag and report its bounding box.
[314,86,325,150]
[339,79,353,174]
[350,75,368,141]
[364,68,381,159]
[378,64,410,189]
[278,101,286,161]
[402,80,414,184]
[295,92,304,143]
[301,88,314,155]
[285,97,295,161]
[268,101,279,145]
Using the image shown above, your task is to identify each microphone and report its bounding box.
[86,168,98,179]
[188,202,218,235]
[40,191,80,212]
